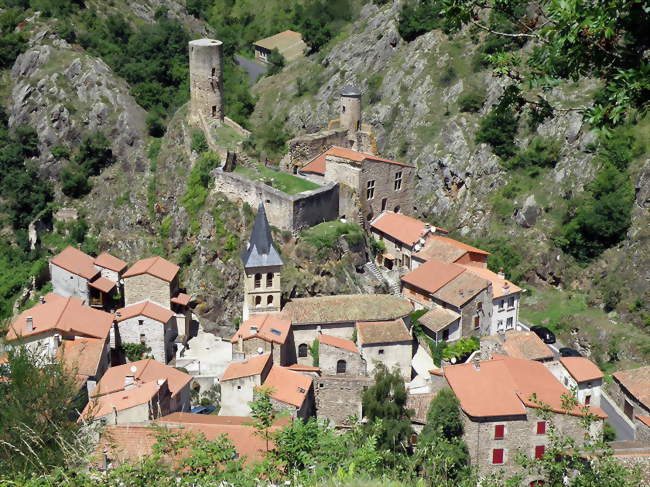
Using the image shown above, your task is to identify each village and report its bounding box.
[2,33,650,482]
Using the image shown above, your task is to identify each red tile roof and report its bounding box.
[92,359,191,398]
[460,265,521,299]
[356,319,412,345]
[89,276,116,294]
[502,331,553,362]
[93,252,127,272]
[263,365,312,408]
[432,271,490,307]
[300,146,413,176]
[560,357,604,383]
[413,236,490,263]
[401,258,465,295]
[286,364,321,373]
[7,293,114,341]
[50,246,99,280]
[116,301,175,324]
[171,293,191,306]
[370,212,432,246]
[318,333,358,353]
[221,354,271,382]
[83,380,163,419]
[123,256,179,282]
[444,356,606,419]
[58,337,106,378]
[230,313,291,345]
[613,366,650,410]
[637,416,650,428]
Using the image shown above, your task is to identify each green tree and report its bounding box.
[420,388,464,442]
[74,131,113,176]
[361,363,413,455]
[267,48,285,76]
[249,385,276,453]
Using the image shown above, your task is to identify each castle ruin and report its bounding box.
[189,38,224,125]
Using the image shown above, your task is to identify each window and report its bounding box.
[266,273,273,287]
[393,205,400,213]
[342,105,346,113]
[497,320,504,331]
[536,421,546,435]
[366,180,375,200]
[237,385,241,390]
[499,300,505,311]
[394,171,402,191]
[477,302,483,312]
[403,255,411,269]
[494,425,505,439]
[473,315,480,329]
[506,317,513,329]
[492,448,504,465]
[211,105,216,117]
[442,328,450,342]
[138,319,144,327]
[337,360,347,374]
[508,296,515,308]
[534,445,545,460]
[139,334,146,345]
[211,67,216,77]
[381,197,387,211]
[378,349,385,355]
[254,296,262,307]
[585,395,591,405]
[254,273,262,288]
[298,344,308,358]
[267,295,274,306]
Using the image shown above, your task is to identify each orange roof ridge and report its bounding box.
[401,258,466,294]
[370,212,433,247]
[319,333,359,353]
[263,365,312,408]
[559,357,604,383]
[221,354,272,382]
[50,246,99,280]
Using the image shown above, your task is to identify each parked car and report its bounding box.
[530,326,556,344]
[559,347,582,357]
[190,405,217,415]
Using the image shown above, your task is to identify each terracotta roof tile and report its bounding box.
[171,293,191,306]
[637,416,650,428]
[116,301,174,324]
[413,236,489,263]
[613,366,650,410]
[283,294,412,325]
[560,357,604,383]
[254,30,306,61]
[59,337,106,377]
[221,354,271,381]
[371,212,433,247]
[263,365,312,409]
[83,380,162,419]
[418,307,460,333]
[300,146,413,176]
[89,276,116,294]
[287,364,321,373]
[444,356,607,419]
[460,265,521,299]
[502,331,553,361]
[7,293,114,341]
[433,271,490,307]
[318,333,359,353]
[123,256,179,282]
[50,246,99,280]
[230,313,291,345]
[401,259,465,295]
[92,359,191,398]
[407,393,436,424]
[93,252,127,272]
[357,318,412,345]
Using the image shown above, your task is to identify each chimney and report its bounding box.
[39,296,45,304]
[498,268,505,279]
[116,311,121,318]
[250,326,258,334]
[473,361,481,371]
[26,316,33,333]
[124,365,137,389]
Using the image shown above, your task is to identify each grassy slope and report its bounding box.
[234,164,319,194]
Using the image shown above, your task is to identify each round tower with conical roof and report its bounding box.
[189,38,224,123]
[340,85,362,134]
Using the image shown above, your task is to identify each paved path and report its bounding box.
[601,393,635,441]
[235,55,267,85]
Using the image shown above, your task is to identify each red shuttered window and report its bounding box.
[535,445,545,460]
[492,448,504,465]
[494,424,505,439]
[536,421,546,435]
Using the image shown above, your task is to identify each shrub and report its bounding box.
[476,104,519,159]
[458,89,485,113]
[509,137,561,169]
[146,112,166,137]
[122,343,151,362]
[0,32,26,68]
[50,145,70,159]
[267,48,285,76]
[438,64,457,87]
[367,73,384,104]
[190,129,208,153]
[74,131,113,176]
[442,337,479,362]
[61,162,91,198]
[398,0,447,42]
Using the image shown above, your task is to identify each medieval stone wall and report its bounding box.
[358,159,416,220]
[189,39,223,123]
[315,375,372,426]
[282,129,349,171]
[293,322,356,366]
[319,342,366,377]
[116,314,177,364]
[458,286,493,339]
[123,274,173,309]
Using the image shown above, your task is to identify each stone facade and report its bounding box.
[269,385,316,420]
[234,335,295,367]
[123,273,177,309]
[609,377,650,426]
[358,159,416,220]
[361,340,413,381]
[319,341,366,377]
[463,408,602,478]
[212,169,339,232]
[189,39,223,124]
[283,128,350,172]
[50,263,90,304]
[243,267,282,320]
[315,375,372,426]
[634,418,650,442]
[294,323,355,366]
[116,315,177,364]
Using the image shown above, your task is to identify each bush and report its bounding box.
[398,0,447,42]
[122,343,151,362]
[0,32,27,68]
[61,162,92,198]
[190,129,208,153]
[438,64,457,87]
[50,145,70,159]
[267,48,285,76]
[442,337,479,362]
[476,104,519,159]
[367,73,384,104]
[146,112,166,137]
[74,131,113,176]
[458,89,485,113]
[509,137,561,169]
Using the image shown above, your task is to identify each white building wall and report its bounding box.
[219,375,261,416]
[94,265,120,283]
[362,341,412,381]
[117,315,177,364]
[436,320,462,343]
[490,292,520,334]
[50,264,90,304]
[545,360,602,407]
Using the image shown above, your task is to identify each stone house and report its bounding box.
[411,235,490,270]
[406,392,437,433]
[6,293,115,363]
[401,258,493,339]
[417,307,462,344]
[281,294,413,366]
[219,353,273,416]
[115,301,177,364]
[230,313,295,366]
[90,359,192,415]
[299,146,416,224]
[611,365,650,439]
[318,333,365,377]
[123,256,180,309]
[263,364,315,420]
[58,336,111,397]
[50,246,125,309]
[356,318,413,380]
[370,211,447,271]
[253,30,306,63]
[314,375,373,427]
[240,202,283,321]
[552,357,604,407]
[480,331,553,363]
[442,356,606,478]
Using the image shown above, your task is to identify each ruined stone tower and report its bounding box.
[340,85,362,134]
[189,38,224,124]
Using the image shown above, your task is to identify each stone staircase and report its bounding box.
[365,260,401,296]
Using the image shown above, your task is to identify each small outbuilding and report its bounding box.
[253,30,307,63]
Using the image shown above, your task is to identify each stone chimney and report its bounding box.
[26,316,33,333]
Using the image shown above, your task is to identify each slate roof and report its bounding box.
[241,202,284,269]
[356,318,412,345]
[283,294,412,325]
[341,85,361,97]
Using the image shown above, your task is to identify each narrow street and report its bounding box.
[601,394,635,441]
[234,55,267,85]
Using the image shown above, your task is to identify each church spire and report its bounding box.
[240,202,284,269]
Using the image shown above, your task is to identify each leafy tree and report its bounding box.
[122,342,151,362]
[74,131,113,176]
[458,89,485,113]
[267,48,285,76]
[61,162,91,198]
[476,100,519,159]
[421,388,464,442]
[362,363,413,456]
[249,385,276,453]
[0,31,26,68]
[442,337,479,362]
[398,0,448,42]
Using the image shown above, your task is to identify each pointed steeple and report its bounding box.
[240,202,284,269]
